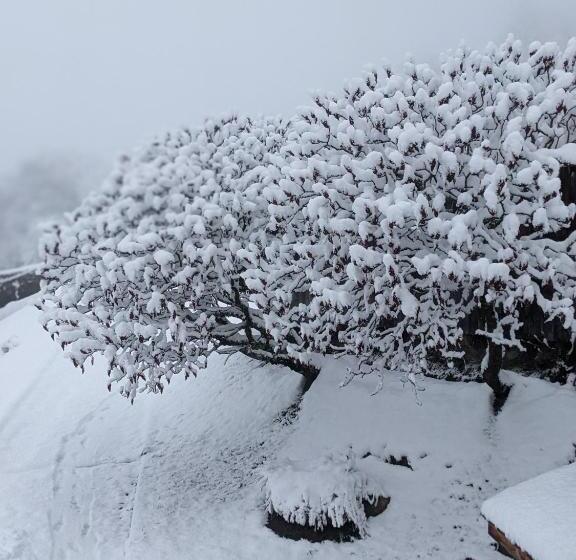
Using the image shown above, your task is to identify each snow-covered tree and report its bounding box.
[258,36,576,398]
[40,115,318,401]
[41,38,576,403]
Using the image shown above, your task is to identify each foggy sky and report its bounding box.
[1,0,574,176]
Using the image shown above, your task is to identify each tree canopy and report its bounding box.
[41,37,576,399]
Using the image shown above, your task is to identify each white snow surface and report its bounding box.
[0,294,38,323]
[482,463,576,560]
[276,358,576,559]
[1,306,576,559]
[0,306,302,560]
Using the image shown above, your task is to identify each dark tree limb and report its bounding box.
[483,341,511,413]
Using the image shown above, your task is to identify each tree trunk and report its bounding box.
[483,341,510,413]
[238,347,320,391]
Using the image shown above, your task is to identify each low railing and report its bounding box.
[0,263,41,309]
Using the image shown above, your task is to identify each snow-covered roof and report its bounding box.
[482,463,576,560]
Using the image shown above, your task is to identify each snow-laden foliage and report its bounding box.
[264,453,384,536]
[259,37,576,382]
[41,37,576,398]
[40,115,316,400]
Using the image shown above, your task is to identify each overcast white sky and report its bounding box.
[1,0,574,177]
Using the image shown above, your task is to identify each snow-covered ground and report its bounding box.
[1,304,575,559]
[276,360,576,559]
[0,305,303,560]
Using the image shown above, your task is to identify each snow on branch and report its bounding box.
[257,36,576,379]
[40,115,316,400]
[40,36,576,397]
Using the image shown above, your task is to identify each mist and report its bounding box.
[2,0,574,176]
[1,0,574,267]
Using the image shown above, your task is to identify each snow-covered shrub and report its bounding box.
[263,453,385,537]
[41,37,576,401]
[259,36,576,394]
[40,115,317,400]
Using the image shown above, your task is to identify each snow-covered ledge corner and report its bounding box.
[481,463,576,560]
[263,453,389,542]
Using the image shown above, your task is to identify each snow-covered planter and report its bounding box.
[263,453,388,542]
[482,463,576,560]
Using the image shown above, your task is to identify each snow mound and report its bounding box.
[482,463,576,560]
[264,452,385,536]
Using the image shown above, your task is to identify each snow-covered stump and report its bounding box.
[482,464,576,560]
[263,454,389,542]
